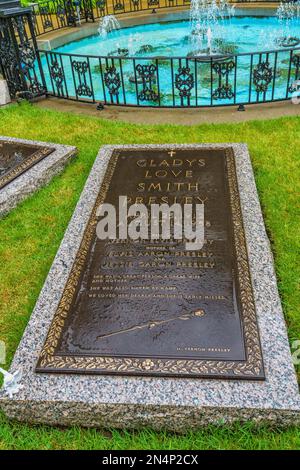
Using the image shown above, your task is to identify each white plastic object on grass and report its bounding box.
[0,367,22,398]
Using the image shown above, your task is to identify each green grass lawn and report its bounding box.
[0,102,299,450]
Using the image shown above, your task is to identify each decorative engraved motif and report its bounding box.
[104,65,121,101]
[135,64,159,102]
[253,61,273,93]
[71,60,93,97]
[226,150,263,374]
[97,311,205,340]
[175,66,194,105]
[36,147,264,379]
[212,60,235,100]
[148,0,159,6]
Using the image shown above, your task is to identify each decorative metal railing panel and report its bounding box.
[0,12,46,99]
[39,47,300,107]
[32,0,95,36]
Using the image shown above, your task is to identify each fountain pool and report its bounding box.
[41,7,300,107]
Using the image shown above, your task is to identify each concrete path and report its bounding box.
[36,97,300,125]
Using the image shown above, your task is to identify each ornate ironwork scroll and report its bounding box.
[212,59,235,101]
[104,64,121,103]
[71,59,93,98]
[48,52,67,97]
[135,63,159,102]
[0,10,46,99]
[253,60,273,94]
[39,4,53,31]
[175,65,194,106]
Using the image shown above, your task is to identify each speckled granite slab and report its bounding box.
[0,136,77,218]
[0,144,299,431]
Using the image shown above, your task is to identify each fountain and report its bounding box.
[128,33,143,55]
[276,1,300,47]
[189,0,235,57]
[98,15,120,39]
[105,32,143,58]
[207,26,212,55]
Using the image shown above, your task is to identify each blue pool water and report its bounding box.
[41,15,300,106]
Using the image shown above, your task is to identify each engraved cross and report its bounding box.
[168,150,176,157]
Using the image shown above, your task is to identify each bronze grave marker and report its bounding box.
[0,140,54,190]
[36,147,264,379]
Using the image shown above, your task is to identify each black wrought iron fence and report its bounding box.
[32,0,94,36]
[39,47,300,107]
[2,1,300,107]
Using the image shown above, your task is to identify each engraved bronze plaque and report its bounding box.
[36,147,264,379]
[0,140,54,190]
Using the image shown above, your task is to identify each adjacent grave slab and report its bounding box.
[0,79,11,106]
[0,136,77,218]
[0,144,299,431]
